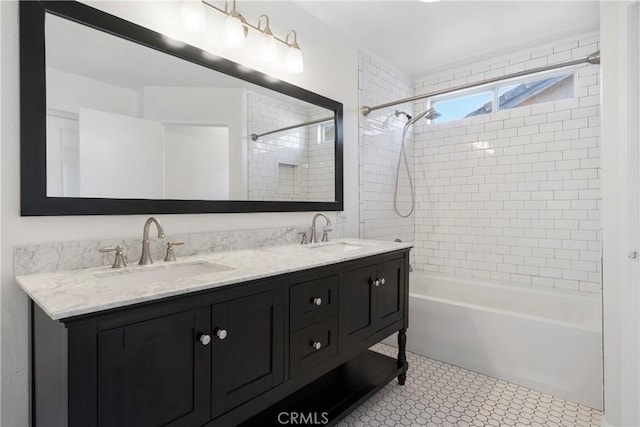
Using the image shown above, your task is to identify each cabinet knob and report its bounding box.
[198,334,211,346]
[311,341,322,350]
[374,279,380,287]
[215,329,228,340]
[380,278,386,285]
[312,297,322,306]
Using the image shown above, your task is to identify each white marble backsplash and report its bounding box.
[15,225,344,276]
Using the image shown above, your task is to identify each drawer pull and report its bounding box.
[380,278,386,285]
[311,341,322,350]
[312,297,322,306]
[198,333,211,346]
[374,279,380,287]
[215,329,228,340]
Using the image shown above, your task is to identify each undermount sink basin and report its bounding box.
[305,242,364,252]
[94,261,234,286]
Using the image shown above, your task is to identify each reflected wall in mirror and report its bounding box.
[21,1,343,215]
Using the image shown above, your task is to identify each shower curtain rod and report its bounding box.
[250,116,334,141]
[361,51,601,116]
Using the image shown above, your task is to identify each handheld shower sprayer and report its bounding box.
[392,107,441,218]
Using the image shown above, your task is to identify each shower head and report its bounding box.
[396,108,441,125]
[409,107,441,124]
[395,110,412,121]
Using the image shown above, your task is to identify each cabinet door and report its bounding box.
[340,264,377,349]
[376,258,405,331]
[97,308,211,427]
[211,289,284,419]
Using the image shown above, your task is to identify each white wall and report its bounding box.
[600,2,640,425]
[79,108,165,198]
[0,1,359,425]
[164,126,230,200]
[0,0,3,417]
[411,32,601,292]
[142,86,248,199]
[47,67,140,117]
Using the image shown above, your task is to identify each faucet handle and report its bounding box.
[322,228,332,242]
[164,241,185,262]
[99,246,127,268]
[297,231,308,245]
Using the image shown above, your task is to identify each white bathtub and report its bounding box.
[384,271,603,409]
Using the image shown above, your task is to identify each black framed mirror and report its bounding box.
[20,1,343,216]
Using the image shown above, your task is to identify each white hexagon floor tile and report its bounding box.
[337,344,601,427]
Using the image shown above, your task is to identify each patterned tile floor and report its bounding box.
[337,344,602,427]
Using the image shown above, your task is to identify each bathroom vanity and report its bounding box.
[18,239,411,426]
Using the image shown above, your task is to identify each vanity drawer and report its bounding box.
[290,316,338,378]
[290,275,339,331]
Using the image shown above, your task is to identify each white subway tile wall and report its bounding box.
[307,106,336,201]
[248,92,310,201]
[359,32,601,293]
[247,93,335,202]
[359,52,416,246]
[411,32,601,292]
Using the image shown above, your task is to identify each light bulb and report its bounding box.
[179,0,206,32]
[223,14,246,48]
[259,32,278,62]
[285,45,304,74]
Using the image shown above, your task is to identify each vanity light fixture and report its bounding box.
[196,0,304,73]
[284,30,303,74]
[179,0,207,31]
[222,0,248,47]
[257,15,278,62]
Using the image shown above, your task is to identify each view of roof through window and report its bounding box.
[431,71,575,123]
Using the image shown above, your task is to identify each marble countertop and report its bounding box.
[16,238,412,321]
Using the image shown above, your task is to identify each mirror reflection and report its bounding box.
[45,13,335,202]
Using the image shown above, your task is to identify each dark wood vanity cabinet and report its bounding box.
[341,257,405,350]
[97,308,212,427]
[32,250,409,427]
[210,290,285,418]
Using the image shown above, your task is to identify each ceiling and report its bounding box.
[292,1,600,77]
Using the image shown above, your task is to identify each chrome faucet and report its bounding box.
[310,212,331,244]
[139,217,166,265]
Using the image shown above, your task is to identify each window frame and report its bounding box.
[428,66,578,122]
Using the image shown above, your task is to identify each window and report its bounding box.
[497,74,574,111]
[432,91,493,122]
[430,70,575,123]
[317,122,334,144]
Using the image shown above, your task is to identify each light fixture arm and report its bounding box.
[223,0,248,37]
[257,14,272,35]
[202,0,299,49]
[285,30,299,49]
[224,0,236,14]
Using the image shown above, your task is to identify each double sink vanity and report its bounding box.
[18,221,412,427]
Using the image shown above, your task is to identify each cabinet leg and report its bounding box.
[397,329,408,385]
